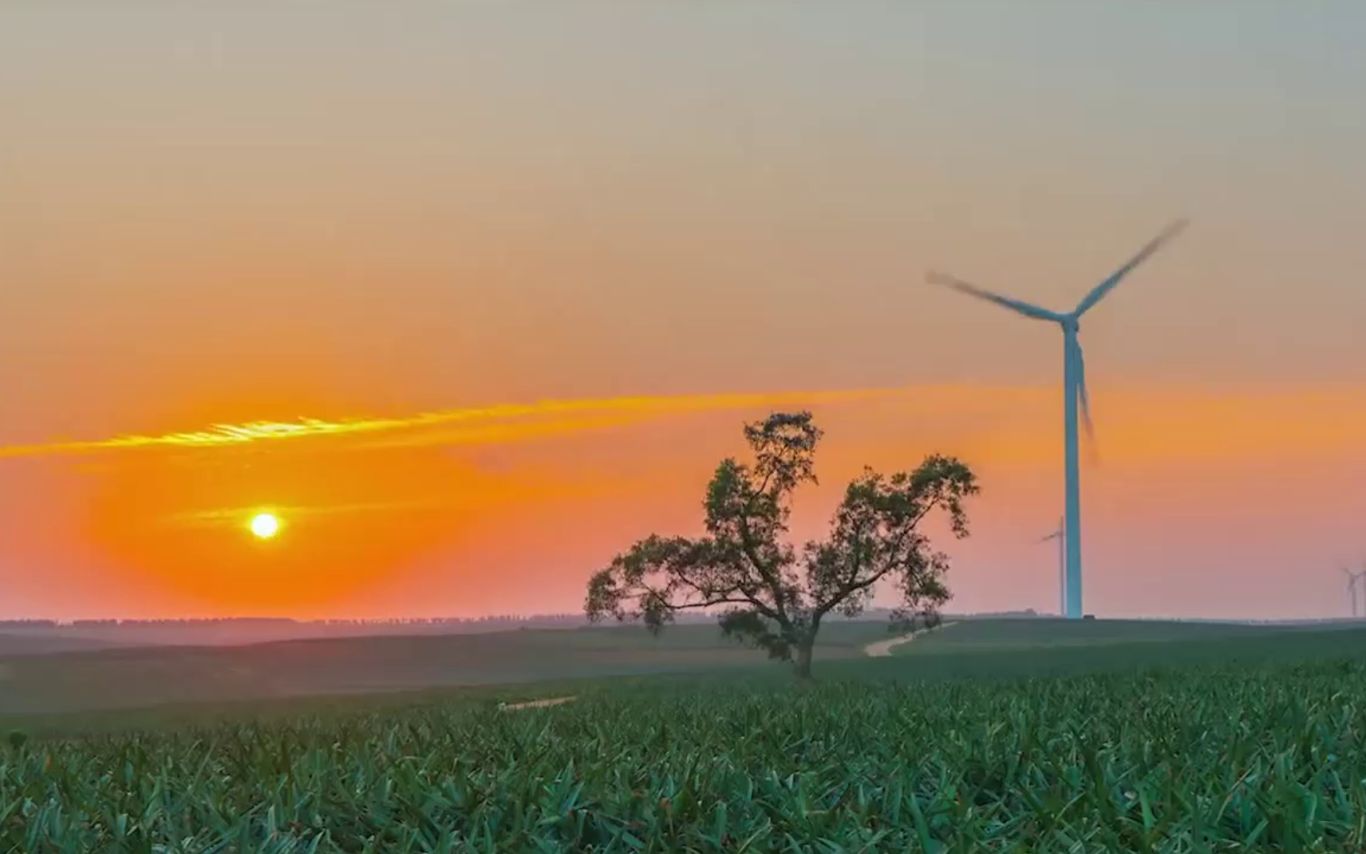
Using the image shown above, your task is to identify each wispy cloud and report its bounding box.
[0,387,906,459]
[168,499,441,527]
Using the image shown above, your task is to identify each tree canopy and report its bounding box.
[585,411,978,678]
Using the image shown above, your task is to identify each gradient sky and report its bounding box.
[2,3,1364,621]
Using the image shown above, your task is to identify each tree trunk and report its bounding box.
[793,641,814,680]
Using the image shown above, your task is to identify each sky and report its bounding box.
[1,3,1364,621]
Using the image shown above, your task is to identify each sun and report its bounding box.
[249,512,281,540]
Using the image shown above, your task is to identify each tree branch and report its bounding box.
[814,492,948,617]
[675,572,784,623]
[668,597,767,611]
[736,512,791,625]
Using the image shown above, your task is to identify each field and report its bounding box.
[0,621,888,719]
[3,620,1365,850]
[892,617,1326,652]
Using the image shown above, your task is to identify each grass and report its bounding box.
[2,622,1366,849]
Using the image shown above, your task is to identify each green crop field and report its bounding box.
[895,617,1325,652]
[3,620,1366,850]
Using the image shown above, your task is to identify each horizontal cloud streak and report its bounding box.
[10,381,1360,464]
[168,499,442,527]
[0,386,909,459]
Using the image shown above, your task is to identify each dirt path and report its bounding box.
[498,695,577,712]
[862,621,959,658]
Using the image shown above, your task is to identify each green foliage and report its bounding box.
[4,644,1366,850]
[587,412,978,677]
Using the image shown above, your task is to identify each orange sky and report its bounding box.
[2,383,1363,620]
[2,5,1365,620]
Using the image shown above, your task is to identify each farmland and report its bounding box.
[0,621,889,719]
[3,620,1365,849]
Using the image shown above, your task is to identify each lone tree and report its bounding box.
[585,411,978,679]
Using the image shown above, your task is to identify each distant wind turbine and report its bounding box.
[1038,516,1070,614]
[931,220,1188,619]
[1344,567,1366,619]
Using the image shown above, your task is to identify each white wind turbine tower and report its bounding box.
[1040,518,1065,617]
[931,220,1188,619]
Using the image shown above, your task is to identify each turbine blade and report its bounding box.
[1074,219,1189,316]
[928,271,1062,322]
[1074,343,1096,445]
[1074,342,1100,465]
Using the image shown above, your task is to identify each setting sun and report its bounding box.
[249,512,281,540]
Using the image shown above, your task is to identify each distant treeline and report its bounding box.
[0,609,1047,643]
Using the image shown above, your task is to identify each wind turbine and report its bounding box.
[1344,567,1366,619]
[931,220,1188,619]
[1043,516,1065,614]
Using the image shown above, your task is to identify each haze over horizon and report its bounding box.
[2,4,1364,622]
